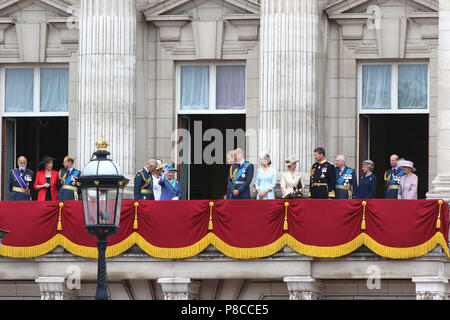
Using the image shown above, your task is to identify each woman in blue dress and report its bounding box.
[159,164,182,200]
[358,160,377,199]
[254,153,278,199]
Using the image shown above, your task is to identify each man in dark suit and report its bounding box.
[8,156,34,201]
[227,148,254,199]
[134,159,156,200]
[57,155,81,200]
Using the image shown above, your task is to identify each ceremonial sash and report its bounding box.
[64,170,79,186]
[12,170,28,190]
[233,162,250,185]
[386,169,404,186]
[337,168,353,185]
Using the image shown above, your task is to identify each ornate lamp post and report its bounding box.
[78,137,129,300]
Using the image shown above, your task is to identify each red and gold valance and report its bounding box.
[0,199,447,259]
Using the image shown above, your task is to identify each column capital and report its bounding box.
[158,277,200,300]
[283,276,323,300]
[35,277,77,300]
[412,276,448,300]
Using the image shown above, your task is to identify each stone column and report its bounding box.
[35,277,77,300]
[259,0,320,175]
[427,0,450,201]
[283,276,323,300]
[78,0,136,181]
[158,277,200,300]
[412,276,448,300]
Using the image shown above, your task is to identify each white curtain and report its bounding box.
[40,68,69,112]
[398,64,428,109]
[5,68,34,112]
[362,65,391,109]
[180,66,209,110]
[216,65,245,110]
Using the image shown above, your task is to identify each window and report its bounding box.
[359,62,428,113]
[2,65,69,115]
[177,63,246,113]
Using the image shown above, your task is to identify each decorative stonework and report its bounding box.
[158,277,200,300]
[412,276,448,300]
[35,277,77,300]
[283,276,323,300]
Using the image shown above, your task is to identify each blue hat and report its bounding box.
[166,164,178,172]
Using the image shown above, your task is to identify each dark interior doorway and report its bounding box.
[178,114,246,200]
[360,114,429,199]
[2,117,68,200]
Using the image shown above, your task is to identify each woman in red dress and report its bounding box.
[34,155,59,201]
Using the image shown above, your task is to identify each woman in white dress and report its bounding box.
[152,159,163,200]
[280,155,305,199]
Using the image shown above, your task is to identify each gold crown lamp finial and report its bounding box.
[95,136,109,151]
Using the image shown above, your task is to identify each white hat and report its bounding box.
[285,155,299,167]
[398,160,416,172]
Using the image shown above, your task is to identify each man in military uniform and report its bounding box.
[134,159,157,200]
[334,155,358,199]
[384,154,405,199]
[309,147,336,199]
[57,155,81,200]
[8,156,34,201]
[227,148,254,199]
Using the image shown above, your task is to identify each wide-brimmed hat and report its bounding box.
[155,159,164,170]
[397,159,416,172]
[38,155,57,167]
[285,155,299,167]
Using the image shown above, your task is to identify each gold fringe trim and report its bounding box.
[362,232,450,259]
[135,233,211,259]
[285,233,365,258]
[0,232,448,260]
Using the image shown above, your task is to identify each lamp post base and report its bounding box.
[86,226,118,300]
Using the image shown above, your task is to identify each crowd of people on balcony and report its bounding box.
[7,147,418,201]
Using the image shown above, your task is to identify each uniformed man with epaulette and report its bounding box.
[309,147,336,199]
[334,154,358,199]
[384,154,405,199]
[8,156,34,201]
[57,155,81,200]
[134,159,157,200]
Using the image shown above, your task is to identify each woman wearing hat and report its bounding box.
[357,160,377,199]
[397,160,418,199]
[280,155,305,199]
[159,164,182,200]
[34,155,59,201]
[152,159,164,200]
[254,153,277,200]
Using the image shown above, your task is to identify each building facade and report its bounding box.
[0,0,449,300]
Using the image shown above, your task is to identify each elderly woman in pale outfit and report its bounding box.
[152,159,163,200]
[280,155,305,199]
[254,153,277,199]
[397,160,418,199]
